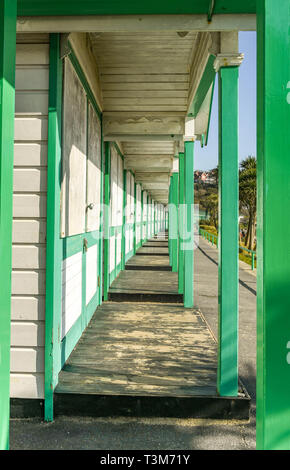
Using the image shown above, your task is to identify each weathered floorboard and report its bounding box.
[56,302,218,397]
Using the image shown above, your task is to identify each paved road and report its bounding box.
[10,237,256,450]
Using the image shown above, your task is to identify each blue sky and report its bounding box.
[195,31,257,171]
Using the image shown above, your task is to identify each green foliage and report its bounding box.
[239,156,257,250]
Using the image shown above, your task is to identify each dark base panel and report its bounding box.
[135,252,169,256]
[108,292,183,303]
[10,398,44,419]
[125,265,172,271]
[54,393,250,421]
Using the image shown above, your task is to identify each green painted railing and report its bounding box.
[199,228,256,270]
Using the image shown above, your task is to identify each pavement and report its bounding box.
[10,236,256,450]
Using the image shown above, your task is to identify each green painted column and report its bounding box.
[171,173,179,272]
[178,152,185,294]
[146,194,149,241]
[153,201,156,235]
[256,0,290,450]
[103,142,111,300]
[121,169,127,270]
[0,0,16,451]
[217,65,239,397]
[44,34,63,423]
[183,141,194,308]
[133,182,137,253]
[141,189,144,243]
[168,182,172,266]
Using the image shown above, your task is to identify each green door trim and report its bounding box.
[103,142,111,300]
[44,33,63,422]
[0,0,17,451]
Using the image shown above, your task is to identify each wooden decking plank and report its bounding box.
[57,301,218,398]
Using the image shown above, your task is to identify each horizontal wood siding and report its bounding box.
[11,35,49,399]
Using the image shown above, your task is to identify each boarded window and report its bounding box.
[86,102,101,232]
[61,58,87,237]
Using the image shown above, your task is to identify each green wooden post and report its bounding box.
[0,0,16,450]
[168,182,172,266]
[103,142,111,300]
[178,152,185,294]
[183,141,194,308]
[256,0,290,450]
[133,182,137,253]
[217,64,239,397]
[146,194,149,241]
[44,33,63,423]
[121,169,127,270]
[171,172,179,272]
[153,200,156,235]
[141,189,144,244]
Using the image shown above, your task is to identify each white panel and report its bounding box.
[15,66,49,90]
[10,374,44,399]
[12,245,46,269]
[14,143,47,167]
[16,44,49,65]
[116,233,122,266]
[61,57,87,237]
[13,194,47,218]
[11,41,48,399]
[126,170,131,224]
[130,173,135,224]
[86,102,101,231]
[136,184,142,222]
[10,348,44,373]
[110,145,118,227]
[61,252,83,339]
[109,236,115,273]
[125,226,130,254]
[15,91,49,114]
[12,220,46,244]
[11,296,45,321]
[14,117,48,141]
[117,152,123,227]
[86,244,98,305]
[143,191,147,221]
[11,322,45,347]
[13,168,47,193]
[12,271,46,295]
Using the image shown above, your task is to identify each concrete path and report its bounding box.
[195,236,257,406]
[195,236,256,448]
[10,235,256,450]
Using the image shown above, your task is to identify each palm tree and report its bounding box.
[204,192,218,229]
[239,156,256,250]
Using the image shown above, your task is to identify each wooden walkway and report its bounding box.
[55,234,250,419]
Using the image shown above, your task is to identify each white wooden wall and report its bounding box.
[125,171,131,254]
[110,145,123,274]
[61,252,82,339]
[11,35,49,399]
[86,102,101,232]
[116,150,123,267]
[136,184,142,245]
[61,57,87,238]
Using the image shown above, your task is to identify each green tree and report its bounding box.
[239,156,256,250]
[204,192,218,229]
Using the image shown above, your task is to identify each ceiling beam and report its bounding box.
[103,134,182,142]
[103,114,185,137]
[135,173,170,183]
[142,182,169,190]
[124,156,173,171]
[17,15,256,33]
